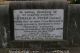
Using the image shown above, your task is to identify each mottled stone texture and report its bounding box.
[8,1,68,48]
[68,4,80,46]
[0,5,9,48]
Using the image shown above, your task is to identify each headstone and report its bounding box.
[9,1,68,41]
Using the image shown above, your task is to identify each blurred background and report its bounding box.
[0,0,80,4]
[0,0,80,53]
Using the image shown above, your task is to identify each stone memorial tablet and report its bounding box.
[14,9,64,40]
